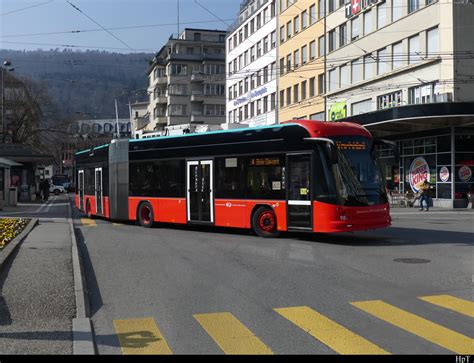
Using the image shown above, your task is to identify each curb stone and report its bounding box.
[0,218,38,276]
[68,199,96,355]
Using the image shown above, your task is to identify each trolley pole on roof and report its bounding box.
[115,98,120,139]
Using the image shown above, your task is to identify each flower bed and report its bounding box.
[0,218,30,249]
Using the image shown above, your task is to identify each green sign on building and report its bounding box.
[329,101,347,121]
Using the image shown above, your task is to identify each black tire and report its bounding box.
[54,189,60,195]
[251,206,280,238]
[138,202,154,228]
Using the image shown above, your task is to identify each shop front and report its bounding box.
[341,102,474,208]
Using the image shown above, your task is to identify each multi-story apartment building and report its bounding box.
[322,0,474,208]
[145,28,227,133]
[278,0,327,121]
[226,0,279,127]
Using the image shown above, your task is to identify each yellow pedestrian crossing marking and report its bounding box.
[193,312,273,355]
[274,306,389,355]
[419,295,474,318]
[351,300,474,354]
[113,318,172,355]
[81,218,96,227]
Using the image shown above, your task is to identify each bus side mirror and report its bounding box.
[327,143,338,165]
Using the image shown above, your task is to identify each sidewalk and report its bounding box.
[0,197,75,354]
[390,206,474,215]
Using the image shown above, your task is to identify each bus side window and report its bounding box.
[313,147,337,202]
[246,155,285,200]
[215,157,245,199]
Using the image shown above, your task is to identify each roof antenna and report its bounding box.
[177,0,180,36]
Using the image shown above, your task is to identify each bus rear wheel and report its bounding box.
[252,206,279,238]
[138,202,154,228]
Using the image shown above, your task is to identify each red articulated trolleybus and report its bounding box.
[74,120,394,237]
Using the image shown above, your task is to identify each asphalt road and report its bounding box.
[73,205,473,355]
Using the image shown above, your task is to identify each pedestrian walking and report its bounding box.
[419,179,431,212]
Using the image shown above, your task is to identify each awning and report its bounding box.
[339,102,474,138]
[0,157,22,168]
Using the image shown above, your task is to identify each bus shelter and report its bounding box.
[0,157,22,208]
[346,102,474,208]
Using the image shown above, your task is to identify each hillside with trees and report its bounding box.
[0,48,153,119]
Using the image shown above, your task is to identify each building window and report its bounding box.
[351,16,360,41]
[270,62,276,81]
[408,0,420,13]
[250,19,255,33]
[280,90,285,108]
[318,74,325,94]
[301,80,307,100]
[340,64,349,87]
[168,84,187,95]
[351,99,372,115]
[287,21,292,39]
[329,30,336,52]
[170,64,187,75]
[393,0,403,21]
[309,77,315,97]
[310,40,316,60]
[427,27,439,56]
[377,48,388,75]
[271,31,277,48]
[293,84,299,103]
[377,91,403,110]
[194,33,201,41]
[271,1,276,17]
[302,45,307,64]
[409,34,421,64]
[287,54,292,72]
[302,10,308,29]
[244,24,248,39]
[271,92,276,110]
[364,55,373,80]
[318,0,325,18]
[263,37,269,53]
[250,46,255,62]
[318,35,325,57]
[364,9,372,35]
[280,26,285,43]
[339,23,347,47]
[286,87,291,105]
[280,58,285,75]
[244,77,249,92]
[351,59,362,84]
[263,66,269,83]
[294,15,300,33]
[257,41,262,58]
[392,42,403,69]
[310,4,316,24]
[328,69,337,92]
[377,2,387,28]
[409,81,440,104]
[169,104,186,116]
[328,0,337,13]
[294,49,300,68]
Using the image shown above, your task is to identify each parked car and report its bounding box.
[50,184,65,195]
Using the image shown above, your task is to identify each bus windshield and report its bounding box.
[330,136,387,207]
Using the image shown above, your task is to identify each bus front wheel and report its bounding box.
[138,202,154,228]
[252,206,280,238]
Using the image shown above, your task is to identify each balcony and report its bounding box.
[190,114,225,124]
[155,76,167,84]
[190,92,205,102]
[191,73,206,83]
[155,95,167,104]
[155,116,167,124]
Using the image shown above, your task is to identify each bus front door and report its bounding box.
[187,160,214,223]
[78,170,84,211]
[95,167,103,215]
[287,153,312,230]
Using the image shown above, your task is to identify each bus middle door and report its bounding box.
[187,160,214,224]
[287,153,312,231]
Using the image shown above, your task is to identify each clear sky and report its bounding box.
[0,0,242,53]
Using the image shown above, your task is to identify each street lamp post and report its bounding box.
[1,61,15,143]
